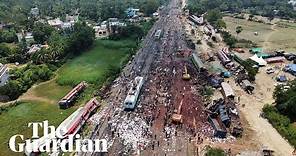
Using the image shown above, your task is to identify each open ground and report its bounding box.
[224,16,296,52]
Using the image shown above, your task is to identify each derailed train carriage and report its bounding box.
[25,98,100,156]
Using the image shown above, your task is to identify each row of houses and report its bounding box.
[93,18,126,38]
[48,14,79,30]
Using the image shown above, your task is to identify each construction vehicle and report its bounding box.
[182,66,191,80]
[172,100,183,124]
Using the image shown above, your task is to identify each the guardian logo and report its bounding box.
[9,121,107,155]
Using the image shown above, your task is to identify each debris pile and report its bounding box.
[207,98,243,138]
[111,115,151,150]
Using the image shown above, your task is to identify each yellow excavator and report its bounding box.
[172,100,183,124]
[182,65,191,80]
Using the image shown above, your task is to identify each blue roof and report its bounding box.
[278,75,287,82]
[250,48,263,53]
[288,64,296,72]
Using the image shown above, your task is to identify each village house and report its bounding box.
[65,14,79,24]
[108,18,126,27]
[107,18,126,34]
[189,15,204,25]
[48,18,63,29]
[30,7,39,17]
[125,8,140,18]
[203,24,216,36]
[61,22,73,30]
[0,64,9,87]
[93,24,108,38]
[27,44,48,54]
[17,32,34,43]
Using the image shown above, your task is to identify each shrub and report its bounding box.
[206,147,226,156]
[0,64,54,100]
[263,105,296,148]
[220,31,237,48]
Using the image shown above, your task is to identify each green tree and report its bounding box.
[0,29,18,43]
[205,9,222,24]
[235,26,243,38]
[68,22,95,54]
[143,0,159,15]
[32,22,55,44]
[274,80,296,121]
[215,19,226,30]
[206,147,226,156]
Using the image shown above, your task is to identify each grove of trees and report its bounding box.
[187,0,296,20]
[0,64,53,100]
[0,0,167,27]
[0,21,95,100]
[273,80,296,121]
[262,79,296,148]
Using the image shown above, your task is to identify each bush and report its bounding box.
[0,64,54,100]
[220,31,237,48]
[274,80,296,121]
[0,29,18,43]
[207,41,214,48]
[109,24,144,41]
[263,105,296,148]
[206,147,226,156]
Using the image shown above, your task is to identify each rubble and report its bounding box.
[111,115,151,151]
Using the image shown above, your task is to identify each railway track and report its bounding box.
[81,0,189,155]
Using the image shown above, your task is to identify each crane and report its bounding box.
[182,65,191,80]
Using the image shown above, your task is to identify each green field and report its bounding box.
[0,38,137,156]
[0,102,76,156]
[223,16,296,52]
[56,39,136,85]
[32,80,72,103]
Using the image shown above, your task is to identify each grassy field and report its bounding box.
[0,38,137,155]
[0,102,76,156]
[223,16,296,52]
[56,39,136,86]
[31,80,72,103]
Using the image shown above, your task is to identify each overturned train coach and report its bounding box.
[56,98,100,139]
[191,53,206,72]
[25,98,100,156]
[123,76,144,110]
[58,81,87,109]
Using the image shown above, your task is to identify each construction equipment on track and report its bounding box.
[182,65,191,80]
[172,99,183,124]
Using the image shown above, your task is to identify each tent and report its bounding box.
[257,52,270,59]
[249,54,267,66]
[250,48,263,54]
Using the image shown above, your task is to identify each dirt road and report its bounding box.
[263,24,278,51]
[229,69,294,156]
